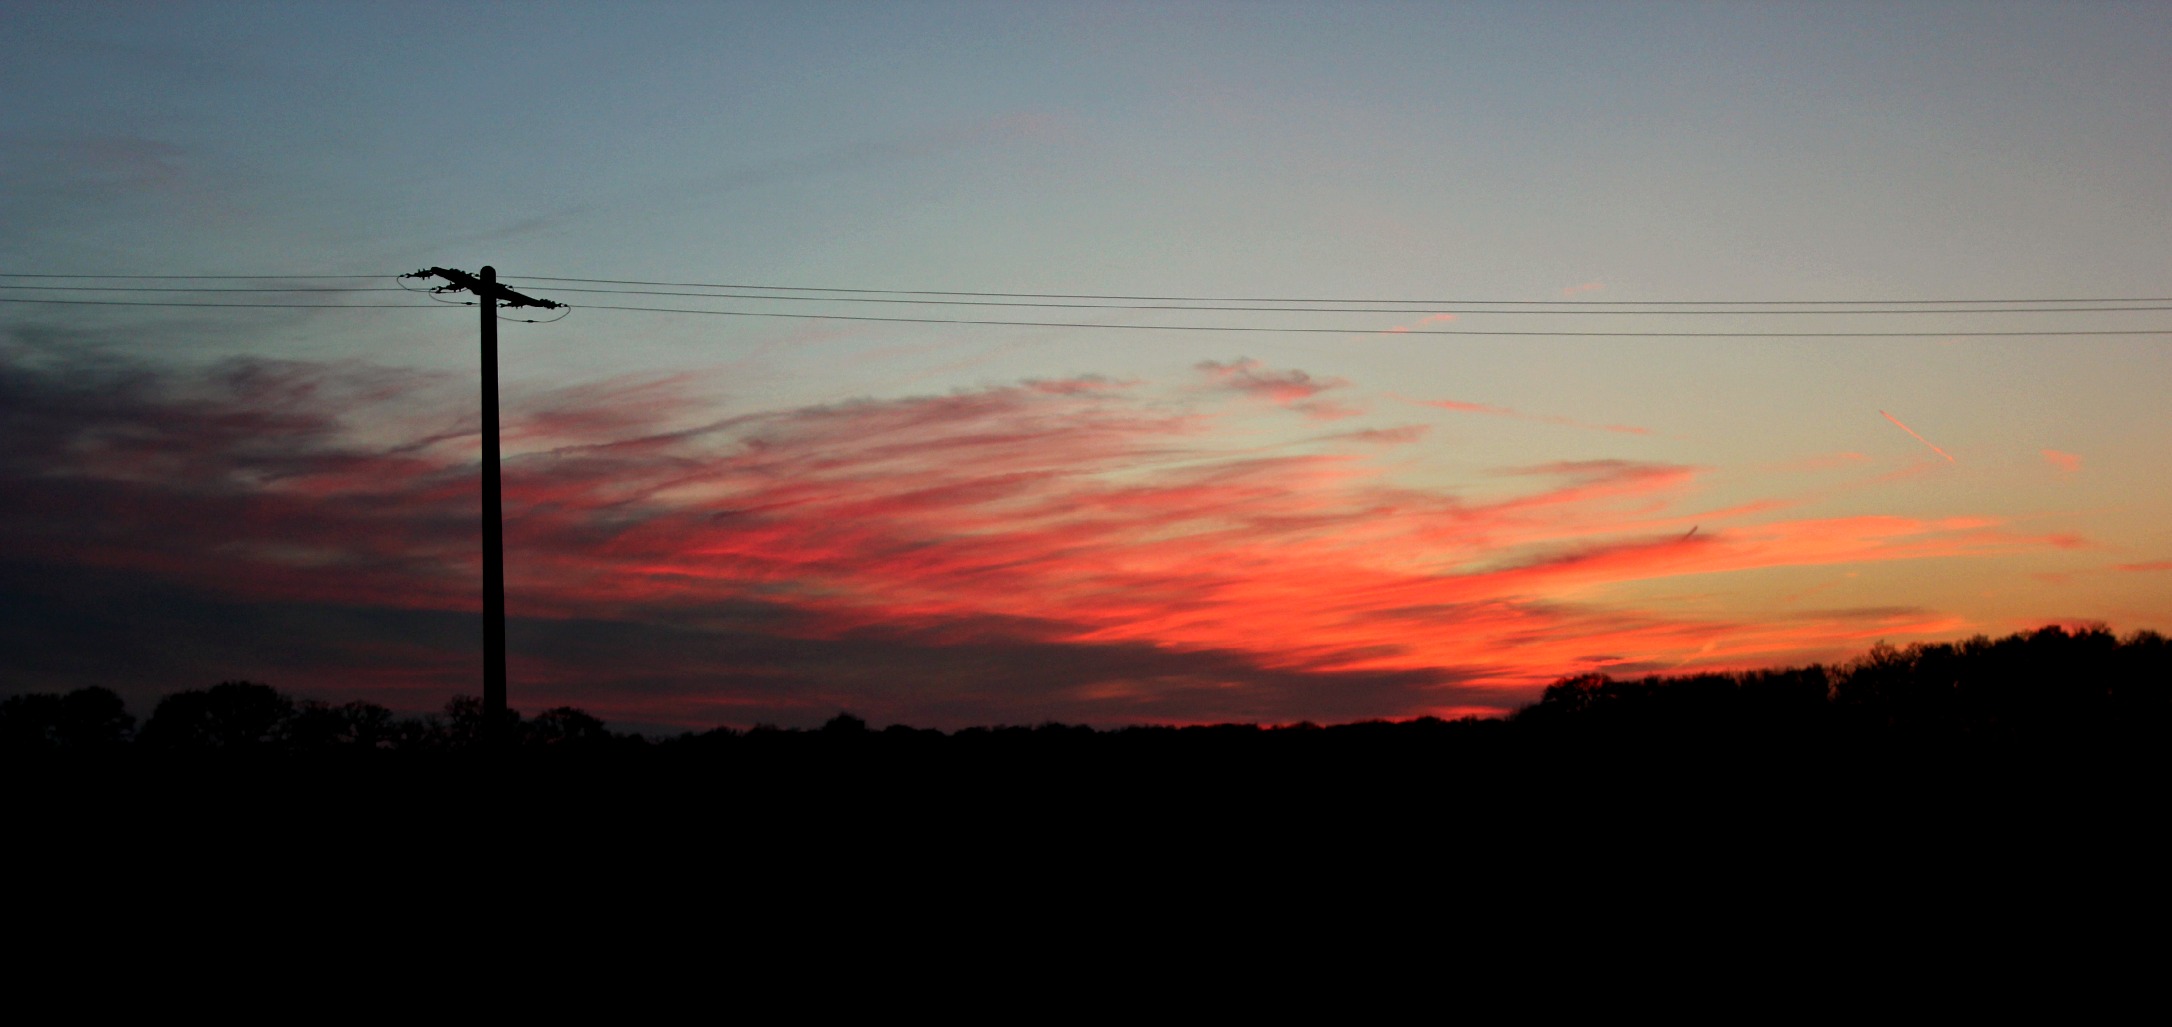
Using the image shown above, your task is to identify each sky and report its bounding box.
[4,1,2170,733]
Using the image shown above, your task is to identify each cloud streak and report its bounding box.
[1385,313,1458,333]
[0,347,2076,729]
[1880,410,1956,463]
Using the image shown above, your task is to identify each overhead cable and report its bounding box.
[503,274,2172,307]
[0,297,456,309]
[5,272,2167,335]
[0,284,408,293]
[502,285,2172,315]
[0,273,384,280]
[567,303,2172,337]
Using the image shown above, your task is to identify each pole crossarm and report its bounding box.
[403,266,563,309]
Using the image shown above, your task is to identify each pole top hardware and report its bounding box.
[402,266,563,309]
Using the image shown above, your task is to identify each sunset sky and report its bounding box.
[5,2,2170,732]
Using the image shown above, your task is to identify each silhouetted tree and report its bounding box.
[0,694,70,752]
[61,686,136,748]
[440,695,522,749]
[2110,629,2172,722]
[527,706,612,747]
[1738,666,1831,719]
[283,699,398,751]
[391,713,446,752]
[822,712,869,734]
[0,687,135,751]
[1516,673,1614,723]
[138,681,294,750]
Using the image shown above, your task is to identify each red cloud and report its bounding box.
[1198,357,1349,402]
[0,350,2088,729]
[485,399,2058,707]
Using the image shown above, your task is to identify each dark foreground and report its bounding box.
[10,626,2168,945]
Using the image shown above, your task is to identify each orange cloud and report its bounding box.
[1385,313,1459,333]
[2,350,2083,729]
[2043,449,2082,473]
[499,405,2047,705]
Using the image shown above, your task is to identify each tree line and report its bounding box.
[0,680,633,754]
[4,624,2168,757]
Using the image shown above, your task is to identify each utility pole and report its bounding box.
[401,266,562,747]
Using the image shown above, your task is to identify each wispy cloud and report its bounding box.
[1197,357,1345,402]
[2042,449,2082,474]
[1197,357,1360,420]
[1385,313,1459,333]
[1880,410,1956,463]
[1322,425,1429,446]
[0,348,2075,729]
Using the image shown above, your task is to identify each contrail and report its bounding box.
[1879,410,1956,463]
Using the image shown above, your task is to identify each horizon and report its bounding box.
[16,621,2149,742]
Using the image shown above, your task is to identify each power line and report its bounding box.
[0,273,384,280]
[0,285,408,293]
[12,281,2168,314]
[567,303,2172,337]
[10,272,2169,307]
[509,285,2172,315]
[503,274,2172,307]
[4,273,2167,335]
[0,297,455,309]
[6,296,2168,334]
[9,271,2169,308]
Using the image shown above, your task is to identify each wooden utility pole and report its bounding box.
[401,265,562,746]
[479,266,506,737]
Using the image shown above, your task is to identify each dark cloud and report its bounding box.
[1197,357,1347,399]
[0,551,1491,732]
[1,346,2045,732]
[0,348,1478,729]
